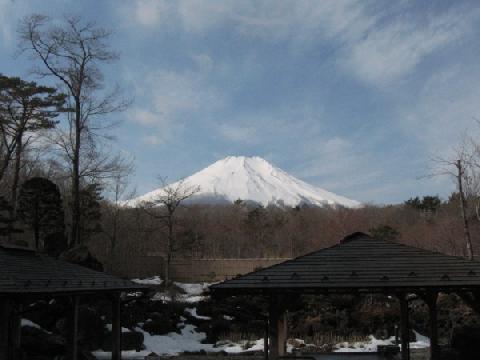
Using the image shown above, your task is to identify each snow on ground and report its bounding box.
[139,324,216,355]
[21,319,42,329]
[131,276,163,286]
[334,331,429,352]
[21,318,51,334]
[174,282,210,296]
[92,350,151,359]
[410,331,430,349]
[144,279,213,303]
[185,307,212,320]
[334,336,396,352]
[105,324,132,333]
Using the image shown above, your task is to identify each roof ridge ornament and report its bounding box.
[340,232,370,244]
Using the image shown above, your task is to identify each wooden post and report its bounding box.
[112,292,122,360]
[399,294,410,360]
[264,316,269,360]
[268,296,287,360]
[0,298,11,360]
[71,296,80,360]
[9,302,21,360]
[425,292,439,360]
[278,312,287,356]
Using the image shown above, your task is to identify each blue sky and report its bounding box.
[1,0,480,204]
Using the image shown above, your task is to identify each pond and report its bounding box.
[309,354,392,360]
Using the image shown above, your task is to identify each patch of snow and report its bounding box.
[92,350,150,359]
[138,324,215,355]
[175,282,210,296]
[335,335,395,352]
[143,280,210,303]
[21,319,43,330]
[220,338,265,353]
[21,319,53,335]
[105,324,132,333]
[131,276,163,285]
[181,295,207,303]
[185,307,211,320]
[411,331,430,349]
[334,332,430,353]
[223,315,234,321]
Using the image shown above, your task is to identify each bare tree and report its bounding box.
[19,15,129,245]
[430,141,475,260]
[102,159,135,260]
[141,178,200,285]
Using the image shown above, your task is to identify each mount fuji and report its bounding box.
[129,156,360,208]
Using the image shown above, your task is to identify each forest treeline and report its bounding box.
[90,194,480,267]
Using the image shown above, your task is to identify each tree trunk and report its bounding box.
[457,160,474,260]
[10,134,23,216]
[71,99,82,246]
[34,222,40,250]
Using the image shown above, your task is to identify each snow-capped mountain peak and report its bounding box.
[128,156,360,208]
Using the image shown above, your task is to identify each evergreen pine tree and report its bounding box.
[17,177,65,250]
[0,196,21,238]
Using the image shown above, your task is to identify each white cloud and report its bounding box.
[219,124,256,143]
[133,0,172,26]
[128,109,173,145]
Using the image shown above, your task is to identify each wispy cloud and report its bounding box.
[133,0,172,27]
[398,64,480,158]
[123,1,478,87]
[127,54,225,145]
[0,0,17,46]
[341,9,477,86]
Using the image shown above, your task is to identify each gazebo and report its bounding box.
[211,232,480,360]
[0,244,148,360]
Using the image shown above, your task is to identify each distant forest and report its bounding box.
[88,194,480,266]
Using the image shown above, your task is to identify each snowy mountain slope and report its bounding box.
[128,156,361,208]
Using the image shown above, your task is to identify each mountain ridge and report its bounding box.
[128,156,361,208]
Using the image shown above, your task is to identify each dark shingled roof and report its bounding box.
[210,232,480,294]
[0,245,147,295]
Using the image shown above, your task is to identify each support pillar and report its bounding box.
[399,294,410,360]
[425,292,439,360]
[264,317,269,360]
[0,298,11,360]
[71,296,80,360]
[7,300,21,360]
[268,296,287,360]
[112,292,122,360]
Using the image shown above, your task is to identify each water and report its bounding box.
[311,354,388,360]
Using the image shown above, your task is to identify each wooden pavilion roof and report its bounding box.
[211,232,480,294]
[0,245,147,295]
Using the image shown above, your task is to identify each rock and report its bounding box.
[142,310,180,335]
[439,346,460,360]
[451,325,480,360]
[102,330,144,351]
[77,306,106,350]
[21,325,65,356]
